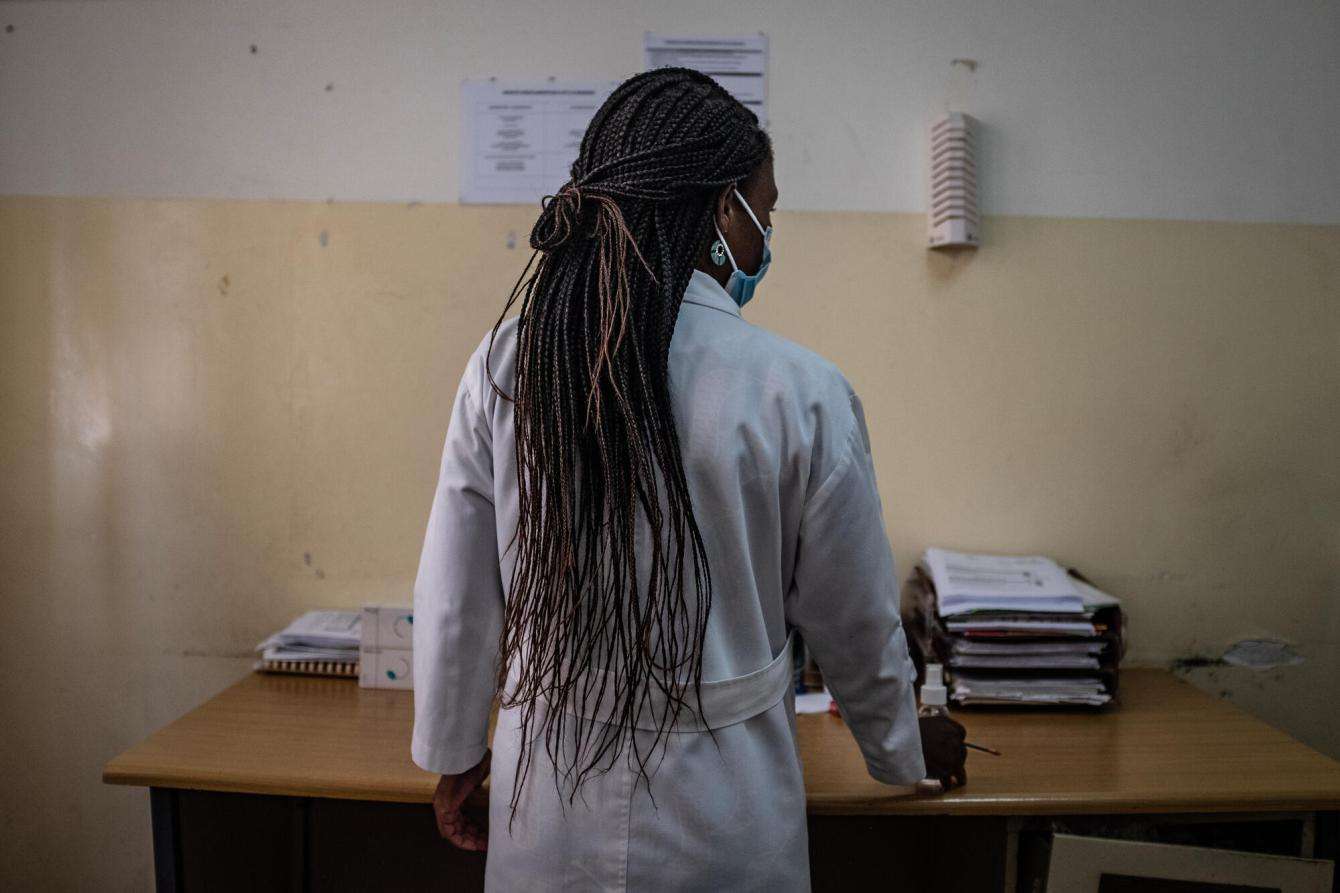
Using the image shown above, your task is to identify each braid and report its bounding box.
[486,68,771,824]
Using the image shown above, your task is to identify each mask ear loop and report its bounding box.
[712,187,766,274]
[712,220,739,273]
[732,188,767,236]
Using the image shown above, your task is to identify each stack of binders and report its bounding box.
[255,610,362,677]
[900,548,1124,707]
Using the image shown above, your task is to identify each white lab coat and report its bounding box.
[412,270,925,891]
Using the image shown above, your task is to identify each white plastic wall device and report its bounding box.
[928,112,980,249]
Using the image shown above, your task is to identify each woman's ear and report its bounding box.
[714,184,735,232]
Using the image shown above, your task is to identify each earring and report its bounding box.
[710,239,727,266]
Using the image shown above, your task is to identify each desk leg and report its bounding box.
[149,788,182,893]
[1315,812,1337,893]
[1003,817,1023,893]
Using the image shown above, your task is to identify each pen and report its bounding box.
[966,742,1001,756]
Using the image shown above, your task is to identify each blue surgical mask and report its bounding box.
[713,188,772,308]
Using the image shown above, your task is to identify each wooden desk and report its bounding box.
[105,670,1340,891]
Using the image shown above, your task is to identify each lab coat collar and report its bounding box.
[683,269,742,318]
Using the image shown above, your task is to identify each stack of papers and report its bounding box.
[950,638,1104,670]
[945,615,1097,636]
[949,673,1111,706]
[922,549,1121,707]
[924,547,1087,616]
[257,610,361,663]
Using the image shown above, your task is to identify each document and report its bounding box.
[950,654,1102,670]
[260,644,359,663]
[258,610,361,649]
[644,33,768,126]
[952,640,1106,655]
[256,610,362,662]
[946,619,1098,636]
[924,547,1085,616]
[460,80,619,204]
[951,673,1111,706]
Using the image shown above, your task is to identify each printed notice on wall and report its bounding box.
[644,33,768,126]
[460,80,618,205]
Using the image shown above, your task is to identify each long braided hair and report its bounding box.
[486,68,772,818]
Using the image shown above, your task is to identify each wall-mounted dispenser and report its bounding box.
[928,112,979,249]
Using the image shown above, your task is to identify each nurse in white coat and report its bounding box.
[412,68,966,891]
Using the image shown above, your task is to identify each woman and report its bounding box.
[412,68,965,890]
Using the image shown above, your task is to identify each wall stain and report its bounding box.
[1165,400,1211,469]
[303,551,312,566]
[217,273,230,296]
[1171,654,1226,670]
[318,230,329,247]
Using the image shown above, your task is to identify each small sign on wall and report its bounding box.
[644,33,768,127]
[460,79,618,205]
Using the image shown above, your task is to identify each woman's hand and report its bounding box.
[918,714,968,792]
[432,749,491,851]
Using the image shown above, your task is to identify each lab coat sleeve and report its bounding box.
[785,392,926,785]
[410,361,505,776]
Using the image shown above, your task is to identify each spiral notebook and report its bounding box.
[254,655,359,678]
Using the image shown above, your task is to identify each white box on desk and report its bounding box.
[361,604,413,649]
[359,605,414,689]
[359,646,413,689]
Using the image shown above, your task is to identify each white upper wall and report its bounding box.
[1,0,1337,222]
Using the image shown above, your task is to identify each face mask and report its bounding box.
[712,188,772,308]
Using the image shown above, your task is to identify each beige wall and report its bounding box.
[6,1,1339,222]
[2,195,1337,889]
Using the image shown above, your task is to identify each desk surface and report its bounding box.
[103,669,1340,816]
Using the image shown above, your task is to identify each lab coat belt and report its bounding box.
[517,629,797,733]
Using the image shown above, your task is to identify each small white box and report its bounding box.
[360,647,413,689]
[361,604,414,649]
[359,604,414,689]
